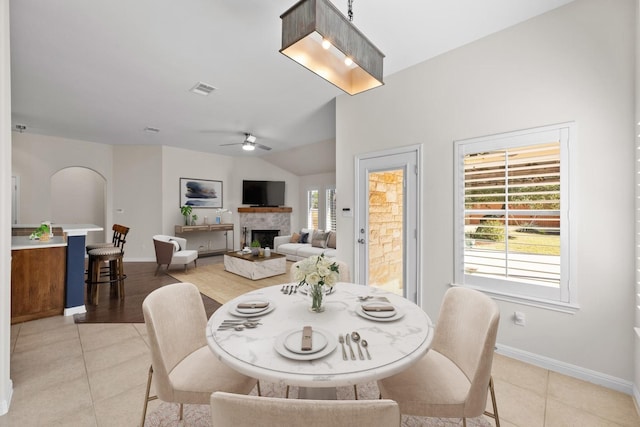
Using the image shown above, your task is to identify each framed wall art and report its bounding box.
[179,178,223,208]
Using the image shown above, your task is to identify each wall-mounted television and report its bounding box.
[242,180,285,207]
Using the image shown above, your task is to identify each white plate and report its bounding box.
[356,305,405,322]
[359,303,397,318]
[274,328,337,361]
[229,299,276,317]
[283,329,328,354]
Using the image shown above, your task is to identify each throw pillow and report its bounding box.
[299,232,310,244]
[290,232,300,243]
[168,239,181,251]
[311,231,328,249]
[327,231,336,249]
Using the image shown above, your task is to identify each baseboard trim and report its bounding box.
[633,384,640,417]
[63,305,86,316]
[496,344,634,395]
[0,380,13,415]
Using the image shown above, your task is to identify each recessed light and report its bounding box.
[190,82,216,96]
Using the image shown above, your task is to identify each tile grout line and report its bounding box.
[76,323,100,426]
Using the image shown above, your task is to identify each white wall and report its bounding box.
[337,0,635,385]
[12,132,114,242]
[0,0,12,415]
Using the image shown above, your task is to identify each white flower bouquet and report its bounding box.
[294,254,340,312]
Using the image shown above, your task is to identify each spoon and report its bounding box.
[361,339,372,360]
[338,334,347,360]
[351,332,364,360]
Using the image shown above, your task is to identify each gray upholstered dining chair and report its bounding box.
[141,282,258,426]
[210,392,401,427]
[377,286,501,427]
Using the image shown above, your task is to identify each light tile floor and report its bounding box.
[1,315,639,427]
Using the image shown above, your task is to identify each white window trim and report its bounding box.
[453,122,578,313]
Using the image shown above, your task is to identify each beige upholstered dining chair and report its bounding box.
[377,286,501,427]
[141,282,258,426]
[210,392,401,427]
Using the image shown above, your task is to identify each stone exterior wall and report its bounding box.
[368,170,403,292]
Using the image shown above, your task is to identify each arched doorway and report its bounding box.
[51,167,106,245]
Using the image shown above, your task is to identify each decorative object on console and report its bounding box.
[279,0,385,96]
[180,205,193,226]
[293,254,339,313]
[180,178,222,208]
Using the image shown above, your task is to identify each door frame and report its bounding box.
[354,144,422,304]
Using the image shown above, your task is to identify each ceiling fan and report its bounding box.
[220,133,272,151]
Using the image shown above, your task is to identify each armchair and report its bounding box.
[153,234,198,275]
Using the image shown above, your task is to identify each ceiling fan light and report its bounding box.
[242,142,256,151]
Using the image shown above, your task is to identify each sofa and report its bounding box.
[273,228,337,261]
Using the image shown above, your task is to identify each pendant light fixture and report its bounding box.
[279,0,385,96]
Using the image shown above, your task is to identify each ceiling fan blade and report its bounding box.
[219,142,242,147]
[256,143,272,151]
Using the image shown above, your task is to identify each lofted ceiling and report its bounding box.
[9,0,574,174]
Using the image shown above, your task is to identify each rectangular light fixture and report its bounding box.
[280,0,385,96]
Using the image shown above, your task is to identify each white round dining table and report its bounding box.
[206,282,434,393]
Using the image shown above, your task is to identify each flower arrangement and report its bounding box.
[294,254,340,312]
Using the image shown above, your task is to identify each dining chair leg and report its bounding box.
[256,380,261,396]
[141,365,157,427]
[353,385,358,400]
[285,385,290,398]
[483,376,500,427]
[463,418,467,427]
[179,403,184,420]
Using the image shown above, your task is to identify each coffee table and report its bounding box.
[224,251,287,280]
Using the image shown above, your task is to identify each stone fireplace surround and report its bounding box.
[238,207,292,248]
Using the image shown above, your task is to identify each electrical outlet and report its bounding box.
[514,311,526,326]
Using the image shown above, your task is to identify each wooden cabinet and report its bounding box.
[11,246,66,324]
[174,223,234,256]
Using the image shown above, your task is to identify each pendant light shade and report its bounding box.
[280,0,385,96]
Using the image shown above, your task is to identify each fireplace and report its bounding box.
[251,229,280,249]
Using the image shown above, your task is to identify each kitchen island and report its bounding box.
[11,236,67,324]
[11,224,103,323]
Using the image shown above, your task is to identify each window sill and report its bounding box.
[449,283,579,314]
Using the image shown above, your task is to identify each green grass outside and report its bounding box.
[471,229,560,256]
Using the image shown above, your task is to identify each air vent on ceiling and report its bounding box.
[144,126,160,133]
[190,82,216,96]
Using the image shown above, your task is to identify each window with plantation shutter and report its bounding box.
[307,189,319,229]
[326,188,336,231]
[454,123,576,308]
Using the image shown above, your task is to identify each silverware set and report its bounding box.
[339,332,371,360]
[217,319,262,331]
[281,284,297,295]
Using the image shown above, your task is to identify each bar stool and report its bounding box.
[86,246,126,305]
[85,225,129,305]
[86,224,130,254]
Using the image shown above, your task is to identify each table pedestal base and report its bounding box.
[298,386,337,400]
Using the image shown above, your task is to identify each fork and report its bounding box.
[338,334,348,360]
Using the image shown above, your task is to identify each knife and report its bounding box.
[345,332,356,360]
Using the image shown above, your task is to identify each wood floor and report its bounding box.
[73,257,223,323]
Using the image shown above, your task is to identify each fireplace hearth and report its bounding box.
[251,229,280,249]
